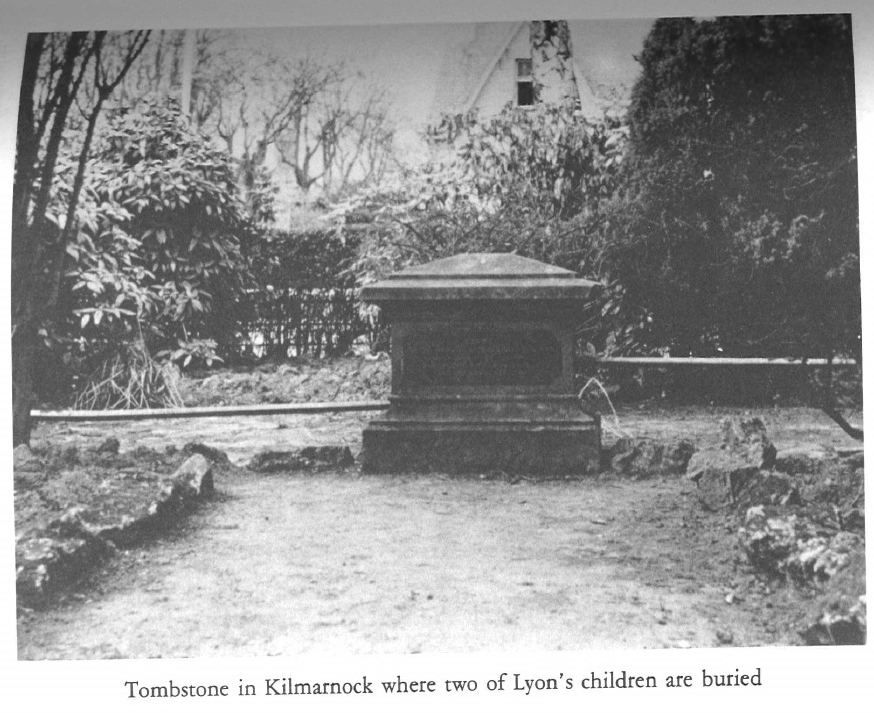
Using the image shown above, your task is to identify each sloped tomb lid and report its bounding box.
[361,253,600,301]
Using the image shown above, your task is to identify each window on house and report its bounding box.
[516,58,534,106]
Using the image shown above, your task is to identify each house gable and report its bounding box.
[430,21,603,123]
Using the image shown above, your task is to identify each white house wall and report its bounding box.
[469,23,530,116]
[437,21,632,122]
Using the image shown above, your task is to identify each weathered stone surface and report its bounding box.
[800,595,867,646]
[739,504,861,584]
[841,503,865,533]
[774,447,837,476]
[13,444,43,473]
[13,470,47,493]
[182,441,231,467]
[248,452,306,473]
[16,509,114,608]
[785,531,864,584]
[145,454,214,522]
[46,506,98,539]
[733,471,801,511]
[86,456,213,546]
[687,417,779,509]
[249,445,355,473]
[606,438,696,478]
[688,459,758,510]
[16,455,216,606]
[720,417,777,469]
[738,506,809,576]
[13,445,48,490]
[361,252,601,302]
[172,453,215,498]
[299,445,356,467]
[363,424,599,475]
[664,440,698,473]
[96,437,120,454]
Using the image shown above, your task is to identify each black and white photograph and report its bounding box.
[2,0,871,708]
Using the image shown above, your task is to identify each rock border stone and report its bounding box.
[602,437,696,478]
[16,453,215,609]
[248,445,355,473]
[684,417,867,646]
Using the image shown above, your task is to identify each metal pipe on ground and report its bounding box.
[598,357,857,367]
[31,360,857,422]
[31,400,391,423]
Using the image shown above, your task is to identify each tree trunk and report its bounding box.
[180,29,195,124]
[11,315,35,447]
[10,256,34,443]
[11,31,148,445]
[11,35,50,447]
[530,21,579,106]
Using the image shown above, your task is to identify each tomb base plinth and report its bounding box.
[363,394,600,475]
[363,418,600,475]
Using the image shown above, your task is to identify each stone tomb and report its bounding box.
[361,253,601,475]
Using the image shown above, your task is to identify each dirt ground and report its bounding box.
[17,403,863,659]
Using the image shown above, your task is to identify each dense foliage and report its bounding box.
[53,100,256,382]
[427,103,626,221]
[351,104,626,296]
[600,15,859,359]
[240,229,371,359]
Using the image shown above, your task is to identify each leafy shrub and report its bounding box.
[36,99,262,403]
[350,103,624,289]
[599,15,859,360]
[84,100,253,339]
[426,103,627,221]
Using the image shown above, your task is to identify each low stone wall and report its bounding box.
[16,451,215,609]
[604,417,866,645]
